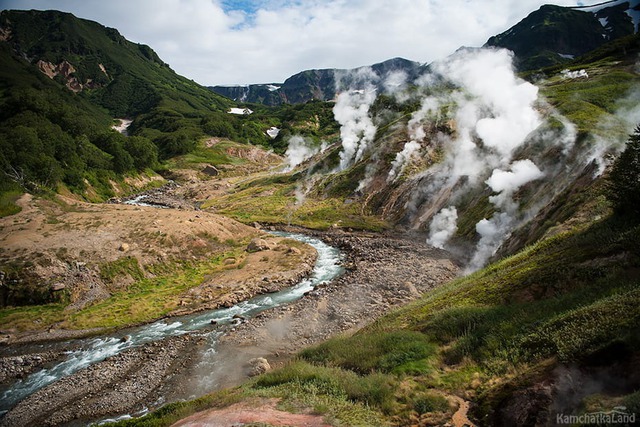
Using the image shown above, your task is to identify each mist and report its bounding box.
[283,135,324,172]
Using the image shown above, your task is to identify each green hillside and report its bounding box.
[0,10,340,205]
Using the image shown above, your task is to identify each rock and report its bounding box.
[247,357,271,377]
[246,238,270,253]
[223,258,236,265]
[120,335,131,343]
[286,247,302,255]
[232,314,246,321]
[50,283,66,292]
[119,243,130,252]
[0,335,12,345]
[210,320,218,325]
[202,164,219,176]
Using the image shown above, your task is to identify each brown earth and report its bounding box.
[171,398,331,427]
[0,193,316,341]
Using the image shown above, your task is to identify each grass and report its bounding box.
[541,68,639,135]
[203,173,388,231]
[0,249,244,332]
[65,251,241,329]
[162,139,249,171]
[0,303,65,331]
[0,190,22,218]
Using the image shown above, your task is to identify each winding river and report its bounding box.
[0,232,344,420]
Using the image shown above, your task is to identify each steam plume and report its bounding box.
[427,207,458,249]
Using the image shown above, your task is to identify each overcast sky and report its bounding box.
[0,0,596,85]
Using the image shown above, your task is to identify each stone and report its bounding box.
[247,357,271,377]
[202,165,219,176]
[246,238,270,253]
[120,335,131,343]
[50,282,66,292]
[286,247,302,255]
[119,243,130,252]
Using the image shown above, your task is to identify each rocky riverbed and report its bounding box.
[0,229,459,426]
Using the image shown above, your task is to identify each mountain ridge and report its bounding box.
[210,57,423,105]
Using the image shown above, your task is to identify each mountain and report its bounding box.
[486,0,640,70]
[210,57,423,105]
[0,10,305,201]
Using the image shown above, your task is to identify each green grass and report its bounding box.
[541,69,639,134]
[99,256,145,284]
[65,251,240,329]
[0,303,65,332]
[203,172,388,231]
[162,139,249,171]
[0,249,243,332]
[0,190,22,217]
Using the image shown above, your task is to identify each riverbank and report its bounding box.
[0,229,458,426]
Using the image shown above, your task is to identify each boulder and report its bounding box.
[119,243,130,252]
[50,283,66,292]
[286,247,302,255]
[246,238,270,253]
[247,357,271,377]
[202,164,219,177]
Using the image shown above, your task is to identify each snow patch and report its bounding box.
[267,84,281,92]
[266,127,280,139]
[228,108,253,115]
[558,53,575,59]
[561,69,589,79]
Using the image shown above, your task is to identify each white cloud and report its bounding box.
[1,0,594,85]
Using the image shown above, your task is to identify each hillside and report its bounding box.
[0,10,321,204]
[210,57,424,105]
[486,0,640,70]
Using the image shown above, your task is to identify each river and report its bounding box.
[0,232,344,423]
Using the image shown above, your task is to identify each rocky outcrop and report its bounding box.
[35,59,104,92]
[247,357,271,377]
[246,238,272,253]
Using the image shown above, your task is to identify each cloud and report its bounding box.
[1,0,592,85]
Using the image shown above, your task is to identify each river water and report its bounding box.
[0,232,344,420]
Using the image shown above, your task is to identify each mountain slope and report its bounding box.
[210,57,423,105]
[486,0,639,70]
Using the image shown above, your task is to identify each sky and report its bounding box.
[0,0,598,86]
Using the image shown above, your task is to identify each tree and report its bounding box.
[609,125,640,216]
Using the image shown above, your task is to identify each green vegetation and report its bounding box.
[0,249,245,331]
[608,125,640,216]
[541,69,639,134]
[0,189,22,218]
[204,172,388,231]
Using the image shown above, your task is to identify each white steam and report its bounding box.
[283,135,324,172]
[435,48,541,164]
[468,160,544,271]
[485,159,545,195]
[561,69,589,79]
[334,87,378,170]
[418,48,544,269]
[388,97,440,181]
[427,207,458,249]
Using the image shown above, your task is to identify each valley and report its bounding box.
[0,2,640,426]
